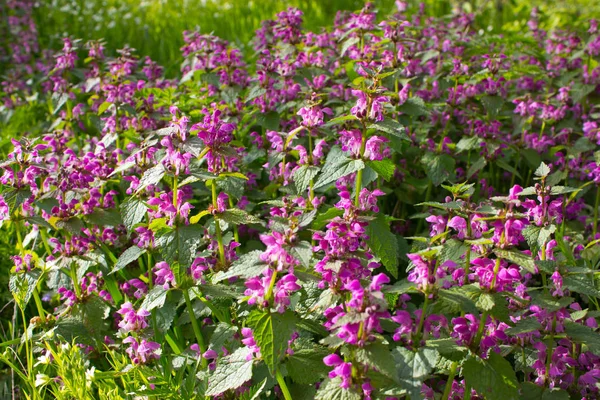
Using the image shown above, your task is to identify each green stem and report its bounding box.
[173,174,178,208]
[473,311,488,350]
[442,362,458,400]
[544,314,556,385]
[354,131,367,206]
[183,289,207,368]
[265,269,278,306]
[593,186,600,238]
[275,369,293,400]
[490,258,501,291]
[414,294,430,349]
[33,289,46,324]
[211,181,226,266]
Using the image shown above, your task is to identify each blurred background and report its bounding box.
[32,0,599,76]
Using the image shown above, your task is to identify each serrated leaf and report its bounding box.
[367,118,408,141]
[136,163,165,194]
[467,156,487,178]
[120,197,147,231]
[315,378,362,400]
[155,224,204,269]
[481,95,504,117]
[563,275,600,299]
[246,86,267,103]
[293,165,319,194]
[534,162,551,178]
[205,347,253,396]
[354,342,398,381]
[366,214,398,278]
[399,96,430,117]
[463,353,519,400]
[494,249,536,273]
[220,208,263,225]
[3,188,32,214]
[506,318,543,335]
[426,338,467,362]
[112,246,146,274]
[290,241,313,268]
[212,250,265,283]
[522,225,555,254]
[9,271,40,310]
[247,310,297,374]
[313,147,364,189]
[393,347,438,400]
[340,37,359,56]
[422,153,455,186]
[311,207,344,230]
[366,159,396,181]
[141,286,168,311]
[286,347,331,384]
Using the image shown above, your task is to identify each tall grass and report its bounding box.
[32,0,600,74]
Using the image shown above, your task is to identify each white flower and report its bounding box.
[35,374,51,387]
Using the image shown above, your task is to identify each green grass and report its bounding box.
[32,0,600,76]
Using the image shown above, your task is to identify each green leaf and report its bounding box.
[246,86,267,102]
[522,225,556,255]
[354,342,398,381]
[141,286,168,311]
[463,353,519,400]
[340,37,359,56]
[9,271,40,310]
[399,97,430,117]
[136,163,165,194]
[564,321,600,354]
[2,188,32,214]
[563,275,600,298]
[368,118,408,140]
[286,347,331,384]
[315,378,362,400]
[366,214,398,278]
[481,95,504,117]
[426,338,467,362]
[97,101,111,115]
[111,246,146,274]
[155,224,204,269]
[467,156,487,178]
[393,347,438,400]
[216,176,246,199]
[190,210,211,224]
[422,153,455,186]
[208,323,238,351]
[293,165,319,195]
[520,382,570,400]
[366,159,396,181]
[323,114,358,127]
[311,207,344,230]
[213,250,265,283]
[494,249,536,273]
[506,319,543,335]
[534,162,551,178]
[477,293,496,311]
[314,147,364,189]
[86,208,122,227]
[220,208,263,225]
[120,197,147,231]
[257,111,280,131]
[290,241,313,268]
[434,287,478,315]
[205,347,254,396]
[51,92,69,115]
[247,310,297,374]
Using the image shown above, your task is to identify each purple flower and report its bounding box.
[123,337,161,364]
[117,302,150,333]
